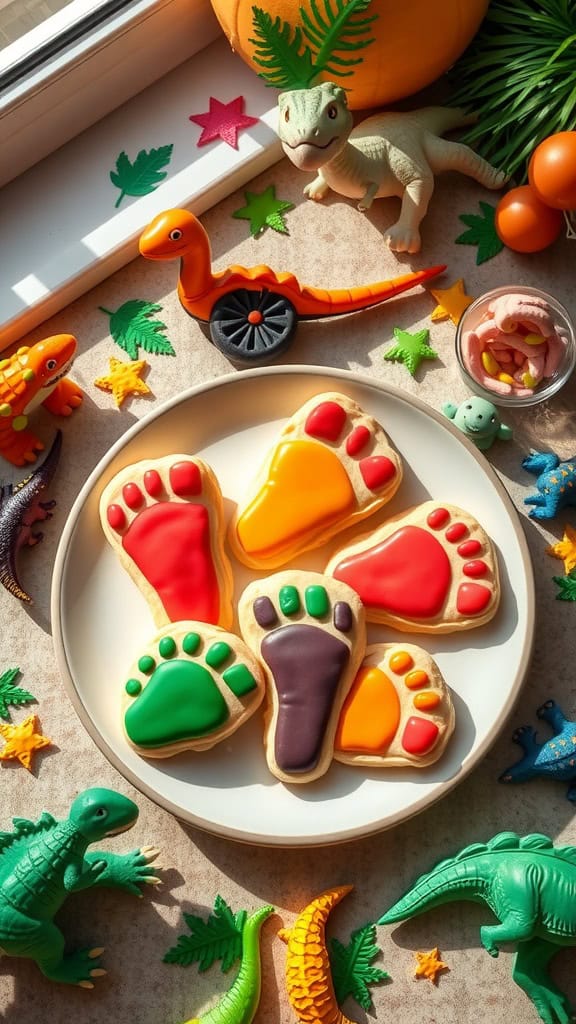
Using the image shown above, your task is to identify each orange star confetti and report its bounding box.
[548,524,576,575]
[413,947,449,983]
[430,279,474,325]
[0,713,52,770]
[94,357,151,407]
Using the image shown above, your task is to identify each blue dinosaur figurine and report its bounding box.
[523,451,576,520]
[499,700,576,802]
[442,396,512,451]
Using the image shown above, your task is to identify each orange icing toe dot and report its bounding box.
[413,690,441,711]
[236,440,355,558]
[405,669,429,689]
[389,651,414,674]
[305,400,346,441]
[402,716,439,755]
[336,667,401,754]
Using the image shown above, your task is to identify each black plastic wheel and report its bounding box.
[209,289,297,365]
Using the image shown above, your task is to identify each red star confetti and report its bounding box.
[189,96,259,149]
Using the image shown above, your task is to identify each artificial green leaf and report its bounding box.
[455,202,504,264]
[0,668,36,721]
[163,895,247,972]
[553,569,576,602]
[232,186,294,236]
[330,923,389,1011]
[250,8,316,89]
[110,144,173,208]
[99,300,175,358]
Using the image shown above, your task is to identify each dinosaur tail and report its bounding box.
[378,860,489,926]
[409,106,479,137]
[297,265,446,318]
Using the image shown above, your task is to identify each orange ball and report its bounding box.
[528,132,576,210]
[495,185,564,253]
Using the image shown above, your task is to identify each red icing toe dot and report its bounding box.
[427,507,450,529]
[107,504,126,531]
[144,469,162,497]
[360,456,396,491]
[457,539,481,557]
[457,582,492,616]
[346,425,370,456]
[463,560,488,578]
[170,461,202,496]
[446,522,468,542]
[122,482,144,510]
[402,716,439,755]
[305,401,347,441]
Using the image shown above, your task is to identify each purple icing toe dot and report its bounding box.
[333,601,352,633]
[254,596,278,628]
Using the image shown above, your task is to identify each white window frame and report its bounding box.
[0,0,221,187]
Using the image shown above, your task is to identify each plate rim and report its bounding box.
[51,364,536,847]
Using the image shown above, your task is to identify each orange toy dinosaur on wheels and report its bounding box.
[139,209,445,365]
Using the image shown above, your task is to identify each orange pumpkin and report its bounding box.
[210,0,490,110]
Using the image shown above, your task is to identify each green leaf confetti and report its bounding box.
[455,202,505,264]
[553,569,576,602]
[330,922,389,1010]
[99,300,175,358]
[163,895,247,972]
[110,144,173,208]
[0,668,36,721]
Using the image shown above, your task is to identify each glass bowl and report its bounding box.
[455,285,576,407]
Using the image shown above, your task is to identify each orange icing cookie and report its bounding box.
[238,571,366,784]
[326,501,500,633]
[99,454,234,629]
[228,392,403,570]
[335,643,455,768]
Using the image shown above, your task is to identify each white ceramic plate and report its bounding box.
[52,367,535,846]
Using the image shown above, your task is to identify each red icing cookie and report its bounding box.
[99,454,234,629]
[326,501,499,633]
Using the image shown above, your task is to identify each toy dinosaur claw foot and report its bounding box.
[43,946,106,987]
[384,223,422,254]
[1,431,45,467]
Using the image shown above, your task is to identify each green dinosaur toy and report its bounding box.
[442,396,512,451]
[183,904,274,1024]
[379,831,576,1024]
[0,787,161,987]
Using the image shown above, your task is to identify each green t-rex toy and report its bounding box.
[0,787,161,986]
[379,831,576,1024]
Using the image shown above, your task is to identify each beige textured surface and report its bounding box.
[1,151,576,1024]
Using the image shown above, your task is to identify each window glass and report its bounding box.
[1,0,77,50]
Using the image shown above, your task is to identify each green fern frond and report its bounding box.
[450,0,576,179]
[251,0,377,90]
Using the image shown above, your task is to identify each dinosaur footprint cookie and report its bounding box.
[335,643,455,768]
[228,392,403,570]
[122,621,265,757]
[100,454,233,629]
[326,501,500,633]
[238,571,365,784]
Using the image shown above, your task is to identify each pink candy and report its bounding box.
[461,292,567,397]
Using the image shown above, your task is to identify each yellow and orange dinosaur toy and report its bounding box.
[0,334,82,466]
[139,209,446,365]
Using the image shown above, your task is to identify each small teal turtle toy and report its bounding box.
[499,700,576,802]
[442,396,512,451]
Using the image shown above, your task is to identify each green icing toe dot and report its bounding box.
[183,632,200,656]
[138,655,155,674]
[159,636,177,658]
[305,585,329,618]
[205,642,231,669]
[125,679,142,696]
[279,585,300,616]
[223,663,258,697]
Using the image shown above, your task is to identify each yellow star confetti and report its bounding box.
[413,947,449,983]
[0,713,52,770]
[548,524,576,575]
[94,357,151,407]
[430,279,475,326]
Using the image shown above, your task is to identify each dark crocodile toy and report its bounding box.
[0,430,62,602]
[499,699,576,802]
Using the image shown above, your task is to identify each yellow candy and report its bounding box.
[524,333,546,346]
[497,373,515,385]
[522,372,538,388]
[481,351,500,376]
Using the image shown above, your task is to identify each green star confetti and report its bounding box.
[0,667,36,721]
[99,300,175,358]
[455,201,504,265]
[383,327,438,377]
[110,145,173,208]
[232,185,294,236]
[553,569,576,602]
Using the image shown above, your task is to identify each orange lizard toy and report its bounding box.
[139,209,446,364]
[0,334,82,466]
